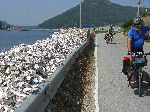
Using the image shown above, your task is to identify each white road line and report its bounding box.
[94,36,99,112]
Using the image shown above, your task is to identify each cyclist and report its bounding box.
[127,17,150,61]
[108,25,115,43]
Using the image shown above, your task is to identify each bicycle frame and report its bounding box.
[128,52,150,97]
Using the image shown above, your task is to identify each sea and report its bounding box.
[0,30,55,52]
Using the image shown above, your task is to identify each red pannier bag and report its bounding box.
[122,57,130,75]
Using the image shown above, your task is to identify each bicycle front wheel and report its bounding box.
[138,74,141,97]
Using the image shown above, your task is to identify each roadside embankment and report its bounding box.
[46,33,96,112]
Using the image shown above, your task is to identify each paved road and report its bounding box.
[97,33,150,112]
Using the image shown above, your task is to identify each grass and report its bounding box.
[145,40,150,43]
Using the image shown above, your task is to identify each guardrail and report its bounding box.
[15,31,91,112]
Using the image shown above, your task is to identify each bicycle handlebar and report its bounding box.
[127,51,150,55]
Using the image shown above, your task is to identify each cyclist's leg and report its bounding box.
[110,37,112,43]
[110,33,112,43]
[130,48,137,66]
[130,55,135,67]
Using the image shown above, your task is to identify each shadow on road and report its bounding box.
[134,88,150,97]
[96,45,100,47]
[110,42,118,44]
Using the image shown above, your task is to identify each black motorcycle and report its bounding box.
[104,32,116,44]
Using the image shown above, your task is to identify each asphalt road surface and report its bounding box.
[97,33,150,112]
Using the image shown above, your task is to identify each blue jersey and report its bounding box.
[128,26,150,48]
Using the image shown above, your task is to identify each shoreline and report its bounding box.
[0,28,88,112]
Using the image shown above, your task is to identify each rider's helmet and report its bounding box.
[133,17,143,30]
[133,17,143,25]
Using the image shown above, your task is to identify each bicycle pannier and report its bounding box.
[128,70,138,89]
[141,71,150,88]
[122,57,130,75]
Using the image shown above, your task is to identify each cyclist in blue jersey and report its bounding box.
[127,17,150,60]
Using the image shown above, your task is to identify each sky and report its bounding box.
[0,0,150,26]
[110,0,150,8]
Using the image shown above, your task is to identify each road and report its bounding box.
[96,33,150,112]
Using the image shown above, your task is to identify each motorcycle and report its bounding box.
[104,32,116,44]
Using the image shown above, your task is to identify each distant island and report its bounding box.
[0,20,37,31]
[0,20,11,30]
[0,20,20,31]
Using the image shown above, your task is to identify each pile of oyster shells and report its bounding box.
[0,28,88,112]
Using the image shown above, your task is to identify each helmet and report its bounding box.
[133,17,143,30]
[133,17,143,25]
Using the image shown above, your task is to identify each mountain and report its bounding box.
[39,0,149,29]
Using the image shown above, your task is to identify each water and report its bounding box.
[0,30,54,52]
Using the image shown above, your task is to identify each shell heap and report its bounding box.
[0,28,88,112]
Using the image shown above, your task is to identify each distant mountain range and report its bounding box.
[39,0,149,29]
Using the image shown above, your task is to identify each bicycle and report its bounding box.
[127,52,150,97]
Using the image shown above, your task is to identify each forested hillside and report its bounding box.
[39,0,149,29]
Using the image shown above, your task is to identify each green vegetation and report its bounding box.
[145,40,150,43]
[122,20,134,35]
[122,11,150,35]
[143,11,150,17]
[39,0,150,29]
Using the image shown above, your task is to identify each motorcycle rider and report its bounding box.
[108,25,115,43]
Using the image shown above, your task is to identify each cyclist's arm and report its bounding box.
[127,38,132,51]
[112,28,114,32]
[127,29,133,51]
[108,29,110,33]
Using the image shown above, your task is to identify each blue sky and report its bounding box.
[111,0,150,8]
[0,0,150,26]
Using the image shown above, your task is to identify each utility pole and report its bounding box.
[80,0,82,28]
[146,9,148,12]
[137,0,142,17]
